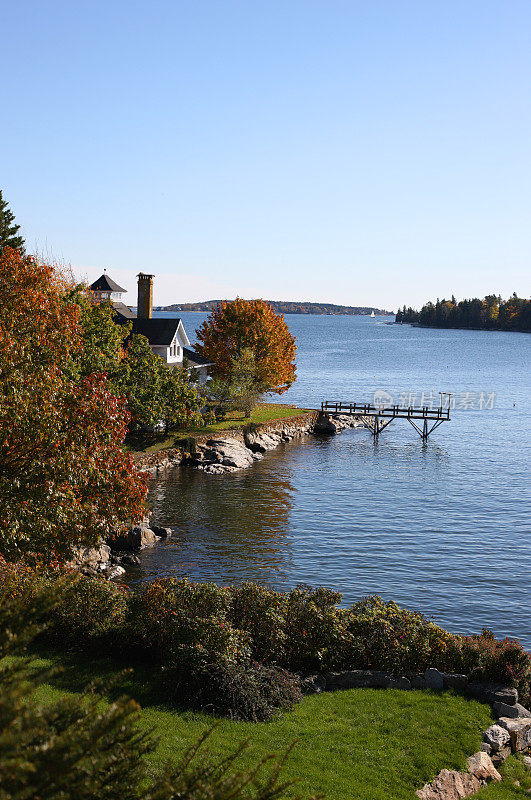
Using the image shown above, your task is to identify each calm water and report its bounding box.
[126,314,531,647]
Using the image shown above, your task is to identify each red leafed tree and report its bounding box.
[0,248,147,565]
[195,298,297,394]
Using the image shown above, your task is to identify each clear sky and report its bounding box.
[3,0,530,310]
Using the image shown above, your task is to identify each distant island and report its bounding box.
[158,300,393,316]
[396,293,530,332]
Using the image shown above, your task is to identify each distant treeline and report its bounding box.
[161,300,393,316]
[396,294,530,332]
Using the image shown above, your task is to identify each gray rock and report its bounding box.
[411,674,427,690]
[323,670,391,689]
[522,755,531,770]
[108,526,159,551]
[299,673,326,694]
[151,526,172,539]
[388,676,411,690]
[205,439,255,469]
[121,553,141,565]
[105,565,126,579]
[483,724,510,752]
[468,683,517,705]
[493,687,518,706]
[493,701,531,719]
[425,668,444,691]
[480,743,492,754]
[443,674,468,691]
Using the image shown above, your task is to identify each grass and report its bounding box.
[22,646,528,800]
[127,403,314,456]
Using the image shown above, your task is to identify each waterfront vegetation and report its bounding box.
[127,403,313,455]
[396,293,531,331]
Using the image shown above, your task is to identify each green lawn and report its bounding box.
[127,403,314,456]
[25,648,529,800]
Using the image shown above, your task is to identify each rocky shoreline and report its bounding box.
[135,410,364,476]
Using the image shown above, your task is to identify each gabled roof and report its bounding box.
[120,317,190,347]
[183,347,213,367]
[90,273,127,293]
[112,302,137,320]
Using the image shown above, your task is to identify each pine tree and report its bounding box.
[0,190,25,253]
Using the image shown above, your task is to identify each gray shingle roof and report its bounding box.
[112,302,137,320]
[118,317,184,346]
[90,273,127,293]
[183,347,213,366]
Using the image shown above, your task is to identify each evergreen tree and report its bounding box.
[0,190,25,253]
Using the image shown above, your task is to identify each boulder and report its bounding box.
[443,674,468,691]
[425,668,444,691]
[323,670,391,690]
[70,543,111,567]
[416,769,481,799]
[151,526,172,539]
[105,565,126,579]
[466,751,501,782]
[388,676,412,690]
[205,439,255,469]
[483,724,510,752]
[468,683,517,705]
[108,526,159,551]
[522,755,531,770]
[244,431,282,452]
[491,746,511,765]
[411,674,427,690]
[498,716,531,752]
[493,701,531,719]
[299,673,326,694]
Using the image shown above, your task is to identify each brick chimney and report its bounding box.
[137,273,154,319]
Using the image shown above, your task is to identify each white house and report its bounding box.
[89,272,212,383]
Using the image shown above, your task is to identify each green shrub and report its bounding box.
[47,574,128,646]
[126,579,250,675]
[229,583,288,663]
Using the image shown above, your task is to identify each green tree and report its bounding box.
[0,190,25,253]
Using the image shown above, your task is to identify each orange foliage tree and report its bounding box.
[0,248,147,565]
[195,298,297,394]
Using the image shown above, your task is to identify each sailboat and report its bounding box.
[370,310,375,318]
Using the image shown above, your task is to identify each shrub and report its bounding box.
[47,574,128,647]
[229,583,288,664]
[344,596,456,673]
[126,579,250,677]
[284,585,347,671]
[201,661,302,721]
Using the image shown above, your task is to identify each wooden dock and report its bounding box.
[320,400,451,440]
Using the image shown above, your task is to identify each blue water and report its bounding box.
[130,313,531,647]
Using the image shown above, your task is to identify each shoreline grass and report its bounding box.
[126,403,314,456]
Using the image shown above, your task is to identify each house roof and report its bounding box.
[183,347,213,367]
[112,302,137,320]
[90,273,127,293]
[120,317,190,347]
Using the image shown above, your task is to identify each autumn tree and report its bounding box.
[195,298,296,395]
[0,190,25,253]
[0,248,147,565]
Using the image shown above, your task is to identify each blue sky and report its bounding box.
[2,0,530,310]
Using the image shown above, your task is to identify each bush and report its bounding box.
[47,574,128,647]
[202,661,302,721]
[126,579,250,677]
